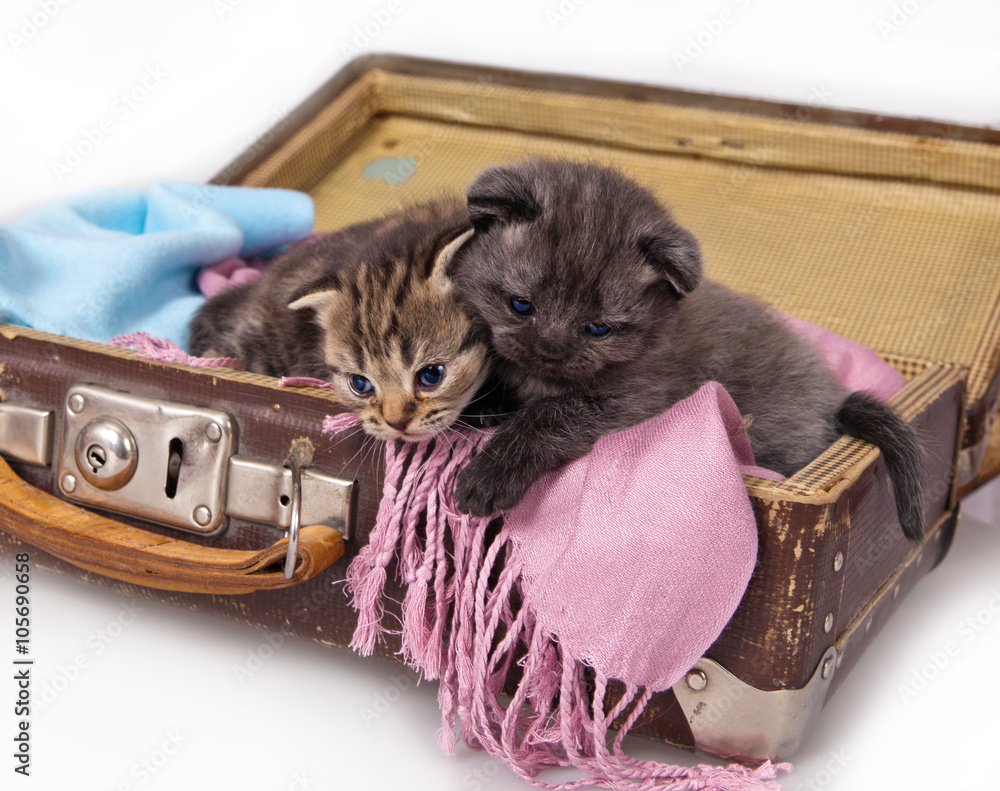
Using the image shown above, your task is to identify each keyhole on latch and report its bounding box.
[86,444,107,474]
[165,438,183,499]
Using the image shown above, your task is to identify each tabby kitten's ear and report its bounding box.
[287,272,340,311]
[286,263,343,310]
[287,289,338,311]
[637,218,703,296]
[467,166,541,233]
[429,228,474,289]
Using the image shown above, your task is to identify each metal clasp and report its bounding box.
[58,384,235,535]
[225,457,354,541]
[0,403,53,467]
[15,383,354,550]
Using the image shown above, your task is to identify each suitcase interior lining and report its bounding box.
[242,69,1000,413]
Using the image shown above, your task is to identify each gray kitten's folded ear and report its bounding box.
[467,165,541,232]
[638,220,703,296]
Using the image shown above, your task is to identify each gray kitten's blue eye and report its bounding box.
[348,374,374,396]
[417,364,445,388]
[584,323,611,337]
[510,297,534,315]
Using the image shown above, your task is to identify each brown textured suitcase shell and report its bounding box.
[2,54,999,760]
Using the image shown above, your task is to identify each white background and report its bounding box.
[2,1,999,790]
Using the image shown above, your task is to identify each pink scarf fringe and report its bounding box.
[109,331,244,369]
[327,417,791,791]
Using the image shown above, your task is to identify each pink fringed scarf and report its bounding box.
[110,308,906,790]
[333,384,791,791]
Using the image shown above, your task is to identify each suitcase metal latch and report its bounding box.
[58,384,236,535]
[50,384,354,548]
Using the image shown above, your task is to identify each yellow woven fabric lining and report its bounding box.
[241,69,1000,408]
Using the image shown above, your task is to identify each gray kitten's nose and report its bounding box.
[535,340,566,364]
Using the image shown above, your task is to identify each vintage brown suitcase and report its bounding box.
[2,54,999,764]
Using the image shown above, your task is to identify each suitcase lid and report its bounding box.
[219,54,1000,491]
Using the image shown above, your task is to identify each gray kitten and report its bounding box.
[451,159,922,540]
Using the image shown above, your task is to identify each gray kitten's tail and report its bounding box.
[835,392,924,541]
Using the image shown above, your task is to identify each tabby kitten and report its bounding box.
[188,200,490,442]
[451,159,923,540]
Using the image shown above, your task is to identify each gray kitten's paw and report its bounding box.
[454,455,528,517]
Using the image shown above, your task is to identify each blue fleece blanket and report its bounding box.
[0,181,314,348]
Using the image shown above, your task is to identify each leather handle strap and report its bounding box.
[0,455,344,594]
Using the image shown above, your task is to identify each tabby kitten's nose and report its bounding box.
[383,399,417,432]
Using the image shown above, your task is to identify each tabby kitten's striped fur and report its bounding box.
[188,200,489,442]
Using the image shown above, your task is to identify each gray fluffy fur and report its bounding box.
[451,158,923,539]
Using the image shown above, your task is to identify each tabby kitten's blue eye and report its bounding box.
[584,323,611,337]
[417,364,445,388]
[348,374,374,396]
[510,297,534,315]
